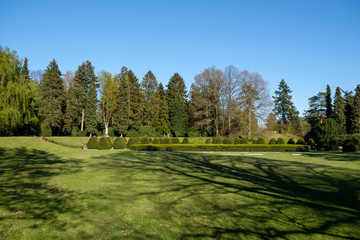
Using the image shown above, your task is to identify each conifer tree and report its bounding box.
[141,70,159,126]
[22,57,30,82]
[166,73,187,106]
[156,83,170,136]
[325,84,333,118]
[352,85,360,133]
[170,93,188,136]
[38,59,65,135]
[344,91,354,134]
[333,87,346,133]
[115,73,130,135]
[128,70,143,130]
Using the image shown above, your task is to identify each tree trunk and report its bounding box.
[248,110,252,140]
[104,122,109,137]
[81,109,85,131]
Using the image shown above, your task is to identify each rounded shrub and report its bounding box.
[107,137,113,148]
[241,138,248,144]
[307,138,316,150]
[205,138,212,144]
[113,137,126,149]
[152,138,160,144]
[213,138,223,144]
[163,138,171,144]
[40,123,52,137]
[269,138,276,145]
[329,139,339,151]
[99,137,111,150]
[296,138,305,145]
[317,139,328,151]
[234,137,241,144]
[87,137,99,149]
[182,137,189,144]
[287,138,295,144]
[257,138,265,144]
[343,138,360,152]
[276,138,285,144]
[171,138,180,144]
[224,138,234,144]
[140,137,150,144]
[127,138,137,148]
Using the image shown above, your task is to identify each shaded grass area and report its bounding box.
[0,137,359,239]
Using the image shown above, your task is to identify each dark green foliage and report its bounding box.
[152,138,160,144]
[333,87,346,133]
[213,138,223,144]
[269,138,277,145]
[113,137,126,149]
[106,137,113,148]
[170,94,188,136]
[307,138,316,150]
[241,138,249,144]
[129,144,310,152]
[141,71,159,126]
[87,137,99,149]
[78,131,87,137]
[96,131,103,137]
[257,138,265,144]
[156,83,170,136]
[224,138,234,144]
[171,138,180,144]
[166,73,187,107]
[71,126,79,137]
[205,138,212,144]
[187,127,199,138]
[325,84,333,118]
[140,137,150,144]
[182,137,189,144]
[234,137,241,144]
[127,70,143,130]
[139,125,156,137]
[317,139,328,151]
[127,138,137,148]
[163,138,171,144]
[328,139,339,151]
[127,130,140,138]
[98,137,111,150]
[115,69,130,136]
[108,127,115,137]
[287,138,295,144]
[40,123,52,137]
[342,138,359,152]
[352,85,360,133]
[296,138,305,145]
[276,138,285,144]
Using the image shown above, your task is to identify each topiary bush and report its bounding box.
[127,138,137,148]
[329,139,339,151]
[343,138,360,152]
[182,137,189,144]
[307,138,316,150]
[241,138,248,144]
[287,138,295,144]
[234,137,241,144]
[40,123,52,137]
[257,138,265,144]
[269,138,276,145]
[160,138,171,144]
[107,137,113,148]
[296,138,305,145]
[114,137,126,149]
[276,138,285,144]
[140,137,150,144]
[87,137,99,149]
[152,138,160,144]
[171,138,180,144]
[98,137,111,150]
[213,138,224,144]
[224,138,234,144]
[205,138,212,144]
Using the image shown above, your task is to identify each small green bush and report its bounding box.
[213,138,223,144]
[329,139,339,151]
[71,126,79,137]
[108,127,115,137]
[171,138,180,144]
[241,138,248,144]
[182,137,189,144]
[287,138,295,144]
[234,137,241,144]
[257,138,265,144]
[296,138,305,145]
[87,137,99,149]
[269,138,276,145]
[343,138,359,152]
[205,138,212,144]
[152,138,160,144]
[114,137,126,149]
[160,138,171,144]
[78,131,87,137]
[140,137,150,144]
[127,138,137,148]
[224,138,234,144]
[307,138,316,150]
[99,137,111,150]
[317,139,328,151]
[276,138,285,144]
[40,123,52,137]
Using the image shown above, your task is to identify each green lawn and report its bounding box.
[0,137,359,239]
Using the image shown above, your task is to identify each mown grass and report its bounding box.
[0,137,359,239]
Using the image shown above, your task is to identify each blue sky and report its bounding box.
[1,0,359,116]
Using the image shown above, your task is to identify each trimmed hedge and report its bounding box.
[234,137,241,144]
[171,138,180,144]
[296,138,305,145]
[224,138,234,144]
[277,138,285,144]
[213,138,223,144]
[127,138,137,148]
[99,137,112,150]
[43,137,84,149]
[241,138,248,144]
[113,137,126,149]
[257,138,265,144]
[140,137,150,144]
[287,138,295,144]
[307,138,315,150]
[129,144,310,152]
[205,138,212,144]
[87,137,99,149]
[182,137,189,144]
[152,138,160,144]
[343,138,360,152]
[269,138,277,145]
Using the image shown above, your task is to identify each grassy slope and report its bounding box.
[1,137,359,239]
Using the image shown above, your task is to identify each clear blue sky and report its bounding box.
[1,0,359,116]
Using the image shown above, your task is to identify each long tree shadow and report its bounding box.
[92,151,360,239]
[0,146,83,232]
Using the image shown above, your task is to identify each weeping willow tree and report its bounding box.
[0,46,38,135]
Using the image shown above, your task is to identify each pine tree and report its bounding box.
[22,57,30,82]
[325,84,333,118]
[333,87,346,133]
[141,70,159,126]
[344,91,354,134]
[352,85,360,133]
[115,73,130,135]
[305,92,326,127]
[128,70,143,130]
[170,93,188,136]
[166,73,187,106]
[38,59,65,135]
[63,83,78,134]
[156,83,170,136]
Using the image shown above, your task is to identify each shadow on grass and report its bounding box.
[0,146,83,231]
[92,151,360,239]
[302,151,360,162]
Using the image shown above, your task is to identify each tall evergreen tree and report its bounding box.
[155,83,170,136]
[344,91,354,134]
[305,92,326,127]
[73,60,98,134]
[166,73,187,106]
[38,59,65,135]
[352,85,360,133]
[63,83,78,134]
[333,87,346,133]
[273,79,299,132]
[325,84,333,118]
[128,70,143,130]
[115,73,130,135]
[22,57,30,82]
[170,93,188,136]
[141,70,159,126]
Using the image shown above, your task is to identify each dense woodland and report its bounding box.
[1,46,360,146]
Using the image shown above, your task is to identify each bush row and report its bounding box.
[42,137,84,149]
[128,144,310,152]
[206,137,304,145]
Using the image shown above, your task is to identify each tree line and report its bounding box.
[1,46,360,141]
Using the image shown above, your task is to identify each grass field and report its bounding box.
[0,137,359,239]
